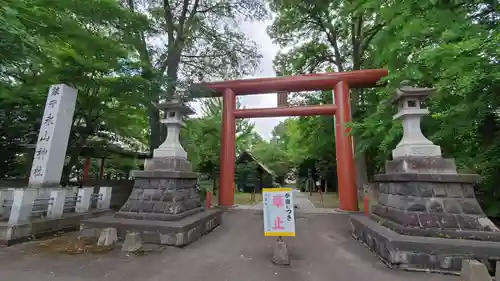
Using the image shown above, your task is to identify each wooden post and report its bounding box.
[99,158,105,179]
[219,88,236,207]
[334,81,358,211]
[205,192,212,209]
[83,157,91,184]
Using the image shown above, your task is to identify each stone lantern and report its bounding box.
[391,81,441,159]
[82,97,222,247]
[152,98,194,159]
[349,80,500,273]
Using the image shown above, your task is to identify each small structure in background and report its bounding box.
[235,150,278,197]
[82,97,221,247]
[350,81,500,273]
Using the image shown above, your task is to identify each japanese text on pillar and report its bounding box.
[30,85,61,180]
[263,188,295,237]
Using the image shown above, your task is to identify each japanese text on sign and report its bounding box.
[263,188,295,237]
[30,84,61,180]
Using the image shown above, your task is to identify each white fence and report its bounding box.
[0,186,112,225]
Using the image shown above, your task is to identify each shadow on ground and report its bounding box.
[0,210,458,281]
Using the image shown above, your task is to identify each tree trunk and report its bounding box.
[158,51,182,143]
[147,102,161,153]
[61,150,81,184]
[212,178,217,196]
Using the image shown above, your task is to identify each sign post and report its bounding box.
[263,188,295,237]
[263,187,295,265]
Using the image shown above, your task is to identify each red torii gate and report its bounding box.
[194,69,388,212]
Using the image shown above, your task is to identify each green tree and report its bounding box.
[0,0,151,179]
[351,0,500,214]
[267,0,386,190]
[251,141,290,184]
[182,97,256,193]
[124,0,269,152]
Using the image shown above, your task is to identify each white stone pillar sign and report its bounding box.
[29,84,78,187]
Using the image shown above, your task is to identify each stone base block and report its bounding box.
[144,157,192,172]
[350,215,500,273]
[130,170,197,180]
[392,144,442,159]
[0,209,110,246]
[115,207,203,221]
[385,157,458,174]
[81,209,222,247]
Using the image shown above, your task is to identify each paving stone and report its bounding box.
[372,205,388,217]
[406,197,426,212]
[385,207,421,227]
[436,214,459,229]
[442,199,462,214]
[386,194,405,210]
[140,202,155,213]
[460,259,491,281]
[127,199,141,212]
[272,239,290,266]
[432,185,447,197]
[463,184,476,198]
[456,215,481,230]
[153,202,169,213]
[460,199,483,215]
[446,183,464,198]
[378,183,389,194]
[426,198,444,213]
[122,232,143,252]
[393,183,413,196]
[133,179,150,188]
[417,213,441,228]
[97,227,118,246]
[378,194,388,206]
[388,183,399,194]
[417,183,434,197]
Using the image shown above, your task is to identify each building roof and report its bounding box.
[236,150,276,177]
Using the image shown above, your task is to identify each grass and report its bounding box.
[307,192,365,211]
[199,180,263,206]
[307,192,341,208]
[208,192,262,206]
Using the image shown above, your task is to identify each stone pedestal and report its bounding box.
[82,100,221,247]
[350,82,500,273]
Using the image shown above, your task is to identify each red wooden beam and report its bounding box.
[233,104,337,119]
[219,88,236,207]
[192,69,388,96]
[334,81,358,212]
[82,157,91,184]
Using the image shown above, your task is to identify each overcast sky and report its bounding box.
[191,19,286,140]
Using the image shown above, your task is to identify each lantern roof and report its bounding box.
[391,81,435,104]
[153,99,195,115]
